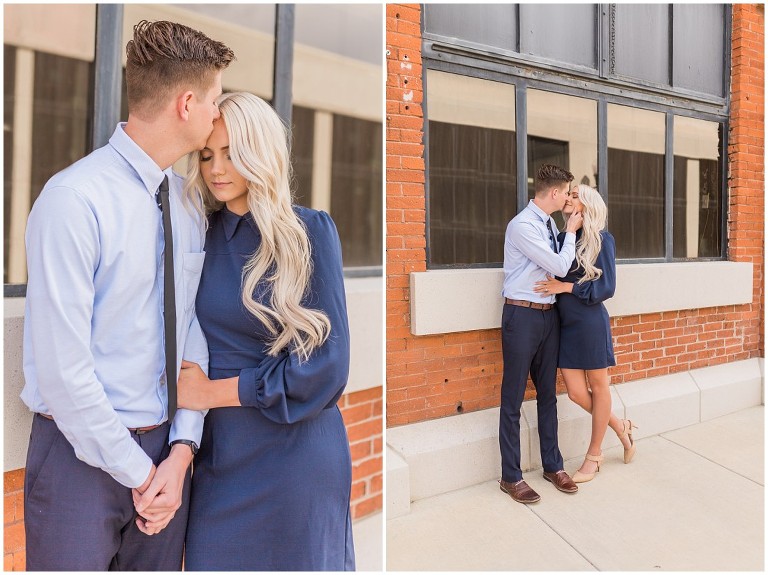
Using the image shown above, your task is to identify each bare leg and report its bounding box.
[561,368,632,467]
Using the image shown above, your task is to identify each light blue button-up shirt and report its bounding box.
[22,124,208,488]
[502,200,577,303]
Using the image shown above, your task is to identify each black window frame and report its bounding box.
[5,4,382,297]
[422,3,731,269]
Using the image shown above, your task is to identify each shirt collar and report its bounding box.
[526,199,551,224]
[219,206,258,242]
[108,123,169,197]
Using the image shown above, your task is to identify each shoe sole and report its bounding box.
[499,483,540,504]
[542,474,578,493]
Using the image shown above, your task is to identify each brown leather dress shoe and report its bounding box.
[542,470,578,493]
[499,479,541,504]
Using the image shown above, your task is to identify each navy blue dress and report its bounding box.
[185,206,355,571]
[556,230,617,370]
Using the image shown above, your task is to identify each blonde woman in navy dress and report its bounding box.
[534,185,636,483]
[177,92,354,570]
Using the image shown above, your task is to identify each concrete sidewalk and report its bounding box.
[387,406,764,571]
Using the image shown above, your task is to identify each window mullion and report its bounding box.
[664,112,674,261]
[516,82,527,214]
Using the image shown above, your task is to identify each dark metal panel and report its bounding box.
[273,4,295,126]
[516,82,527,214]
[673,4,725,97]
[92,4,124,150]
[4,284,26,298]
[423,4,517,52]
[665,113,674,260]
[422,43,728,117]
[613,4,669,87]
[519,4,597,70]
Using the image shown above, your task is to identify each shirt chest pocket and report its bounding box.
[182,252,206,311]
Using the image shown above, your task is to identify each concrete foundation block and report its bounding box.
[690,358,763,421]
[386,447,410,519]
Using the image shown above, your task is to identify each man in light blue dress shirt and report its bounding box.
[498,164,583,504]
[21,21,233,570]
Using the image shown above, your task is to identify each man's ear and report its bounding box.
[176,91,195,121]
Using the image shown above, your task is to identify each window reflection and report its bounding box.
[427,70,516,266]
[673,116,722,258]
[331,114,382,267]
[527,89,597,229]
[3,4,96,284]
[607,104,666,259]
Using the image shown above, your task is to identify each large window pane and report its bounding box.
[527,89,597,228]
[4,5,96,286]
[330,114,382,267]
[607,104,666,259]
[423,4,517,52]
[613,5,669,86]
[294,4,382,268]
[291,105,315,209]
[673,116,723,258]
[520,4,596,69]
[427,70,516,266]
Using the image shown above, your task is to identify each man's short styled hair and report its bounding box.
[125,20,235,119]
[534,164,574,196]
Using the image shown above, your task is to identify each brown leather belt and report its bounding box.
[505,298,553,311]
[38,413,163,435]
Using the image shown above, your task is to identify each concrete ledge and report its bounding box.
[387,358,764,510]
[690,358,763,421]
[409,261,753,336]
[386,407,509,502]
[613,372,701,441]
[386,447,410,520]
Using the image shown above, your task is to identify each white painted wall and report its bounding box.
[3,277,382,472]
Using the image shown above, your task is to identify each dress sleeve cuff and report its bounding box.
[237,366,263,408]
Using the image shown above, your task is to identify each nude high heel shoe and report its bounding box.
[572,453,604,484]
[618,419,638,464]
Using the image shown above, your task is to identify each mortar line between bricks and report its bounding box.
[657,433,765,488]
[520,501,600,571]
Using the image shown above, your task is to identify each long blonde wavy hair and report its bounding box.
[184,92,330,362]
[571,184,608,284]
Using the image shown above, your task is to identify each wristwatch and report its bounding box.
[170,439,199,455]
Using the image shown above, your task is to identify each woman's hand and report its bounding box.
[533,275,573,295]
[178,360,214,411]
[177,360,242,410]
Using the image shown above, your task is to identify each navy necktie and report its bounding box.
[156,175,177,421]
[547,219,559,253]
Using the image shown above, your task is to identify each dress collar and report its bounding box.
[219,206,259,242]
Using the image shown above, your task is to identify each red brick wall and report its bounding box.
[386,4,764,427]
[4,470,25,571]
[3,386,382,571]
[339,386,384,519]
